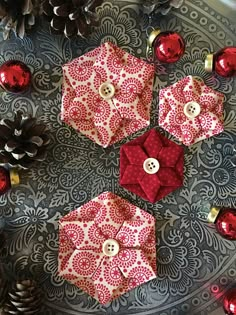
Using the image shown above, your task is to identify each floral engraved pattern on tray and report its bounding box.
[1,1,236,315]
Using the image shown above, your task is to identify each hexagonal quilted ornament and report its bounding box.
[58,191,157,304]
[61,42,155,147]
[158,75,224,146]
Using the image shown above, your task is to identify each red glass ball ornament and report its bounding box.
[223,288,236,314]
[0,60,32,93]
[154,31,185,63]
[215,208,236,240]
[0,167,11,195]
[208,207,236,240]
[215,47,236,77]
[205,47,236,77]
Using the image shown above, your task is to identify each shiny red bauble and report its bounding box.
[0,60,32,93]
[215,47,236,77]
[0,167,11,195]
[205,47,236,78]
[154,31,185,63]
[215,208,236,240]
[0,167,19,195]
[223,288,236,314]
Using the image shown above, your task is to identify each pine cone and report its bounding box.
[142,0,183,16]
[2,280,42,314]
[0,0,43,40]
[43,0,103,38]
[0,111,50,170]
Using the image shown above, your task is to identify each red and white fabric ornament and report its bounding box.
[58,191,157,304]
[61,42,155,147]
[158,76,224,146]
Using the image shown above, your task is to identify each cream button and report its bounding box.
[184,101,201,118]
[99,82,115,100]
[102,239,120,257]
[143,158,160,174]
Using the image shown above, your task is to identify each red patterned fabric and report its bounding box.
[119,129,184,203]
[61,42,155,147]
[158,75,224,146]
[58,192,157,304]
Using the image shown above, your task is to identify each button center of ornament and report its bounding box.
[102,239,120,257]
[183,101,201,118]
[99,82,115,100]
[143,158,160,174]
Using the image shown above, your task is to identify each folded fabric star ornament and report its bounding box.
[158,75,224,146]
[61,42,155,147]
[120,129,184,203]
[58,192,157,304]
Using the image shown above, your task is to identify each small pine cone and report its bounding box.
[0,111,50,170]
[0,0,43,40]
[43,0,103,38]
[2,280,42,314]
[142,0,183,15]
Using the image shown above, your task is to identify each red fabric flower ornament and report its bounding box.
[58,192,157,304]
[120,129,184,203]
[158,75,224,146]
[61,42,155,147]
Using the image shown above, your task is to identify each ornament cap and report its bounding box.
[147,29,162,47]
[10,169,20,186]
[208,206,221,223]
[146,28,162,61]
[205,54,214,72]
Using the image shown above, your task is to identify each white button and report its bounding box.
[102,239,119,257]
[99,82,115,100]
[143,158,160,174]
[183,101,201,118]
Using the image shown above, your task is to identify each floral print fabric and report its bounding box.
[159,75,224,146]
[61,42,154,147]
[58,191,157,304]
